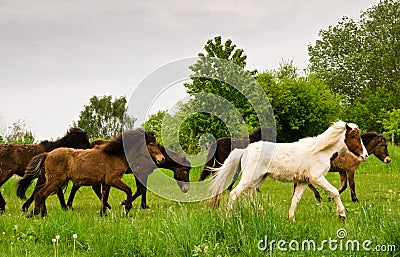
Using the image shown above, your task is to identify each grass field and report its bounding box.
[0,146,399,256]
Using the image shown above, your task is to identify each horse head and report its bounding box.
[345,123,368,162]
[362,133,391,163]
[144,131,165,164]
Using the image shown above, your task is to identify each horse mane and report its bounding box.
[299,121,348,153]
[361,132,386,145]
[38,127,88,151]
[102,128,148,155]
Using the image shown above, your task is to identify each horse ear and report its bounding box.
[345,123,352,131]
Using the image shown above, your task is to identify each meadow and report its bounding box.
[0,146,399,257]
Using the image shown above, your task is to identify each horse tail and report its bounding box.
[16,153,48,199]
[208,148,246,208]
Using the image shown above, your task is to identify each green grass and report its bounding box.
[0,146,399,256]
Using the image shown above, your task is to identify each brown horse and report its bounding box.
[198,127,275,182]
[66,143,191,210]
[307,132,391,202]
[18,139,113,212]
[17,129,164,217]
[0,128,90,213]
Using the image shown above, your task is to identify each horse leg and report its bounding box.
[310,176,346,219]
[100,184,110,217]
[92,184,111,209]
[56,189,68,211]
[33,182,63,217]
[328,171,347,201]
[108,179,133,215]
[136,175,150,209]
[227,182,248,211]
[0,172,14,213]
[227,166,241,191]
[199,154,215,181]
[288,182,307,221]
[22,173,47,212]
[67,184,81,209]
[347,170,358,202]
[307,184,322,202]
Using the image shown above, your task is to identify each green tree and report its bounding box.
[75,95,136,139]
[0,135,3,144]
[257,64,342,142]
[308,0,400,132]
[381,109,400,145]
[308,0,400,102]
[5,119,35,144]
[175,36,273,153]
[142,110,170,145]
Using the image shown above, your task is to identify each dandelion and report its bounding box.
[72,234,78,257]
[52,235,60,257]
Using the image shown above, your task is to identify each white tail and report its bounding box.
[208,148,246,208]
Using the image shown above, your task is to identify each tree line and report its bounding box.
[3,0,399,151]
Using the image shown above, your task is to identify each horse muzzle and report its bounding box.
[384,156,391,163]
[155,155,165,164]
[359,154,369,162]
[179,182,190,193]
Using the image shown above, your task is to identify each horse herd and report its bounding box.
[0,121,391,220]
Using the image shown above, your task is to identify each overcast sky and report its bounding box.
[0,0,379,140]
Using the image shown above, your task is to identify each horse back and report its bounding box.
[45,147,126,186]
[0,144,45,176]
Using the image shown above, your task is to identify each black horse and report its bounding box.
[198,127,275,189]
[66,143,191,210]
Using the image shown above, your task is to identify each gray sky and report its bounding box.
[0,0,378,140]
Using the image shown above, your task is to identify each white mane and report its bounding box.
[298,121,347,153]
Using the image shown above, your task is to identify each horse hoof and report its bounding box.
[352,198,359,203]
[339,214,346,220]
[120,200,126,206]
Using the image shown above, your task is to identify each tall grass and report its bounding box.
[0,146,399,256]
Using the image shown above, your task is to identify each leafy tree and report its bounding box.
[257,63,342,142]
[0,135,3,144]
[5,119,35,144]
[308,0,400,132]
[174,36,274,153]
[75,95,136,139]
[308,0,400,102]
[380,109,400,145]
[142,110,170,145]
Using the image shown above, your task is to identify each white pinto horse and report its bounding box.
[209,121,368,220]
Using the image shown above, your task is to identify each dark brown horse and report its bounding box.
[198,127,275,183]
[17,129,164,217]
[0,128,90,213]
[66,143,191,210]
[308,132,391,202]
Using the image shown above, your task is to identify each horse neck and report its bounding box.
[41,140,59,152]
[310,124,346,154]
[362,135,380,155]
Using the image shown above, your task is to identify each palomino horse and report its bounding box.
[0,128,90,213]
[17,129,164,217]
[209,121,368,220]
[307,132,391,202]
[66,143,191,210]
[198,127,275,183]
